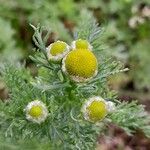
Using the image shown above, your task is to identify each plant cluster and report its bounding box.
[0,16,150,149]
[0,0,150,91]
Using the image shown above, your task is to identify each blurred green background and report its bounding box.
[0,0,150,149]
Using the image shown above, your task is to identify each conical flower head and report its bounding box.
[82,97,108,122]
[71,39,92,50]
[25,100,48,124]
[47,40,70,62]
[62,49,98,82]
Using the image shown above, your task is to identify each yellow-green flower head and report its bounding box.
[62,49,98,82]
[82,97,115,122]
[71,39,92,50]
[24,100,48,124]
[47,40,70,62]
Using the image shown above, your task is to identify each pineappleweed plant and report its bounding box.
[0,18,150,150]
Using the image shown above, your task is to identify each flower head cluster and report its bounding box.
[46,39,98,82]
[25,37,115,125]
[24,100,48,124]
[82,96,115,122]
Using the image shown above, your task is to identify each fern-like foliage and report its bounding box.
[0,19,149,150]
[109,101,150,138]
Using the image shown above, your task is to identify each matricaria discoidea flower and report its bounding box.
[71,39,92,50]
[62,49,98,82]
[47,40,70,62]
[82,97,115,122]
[25,100,48,124]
